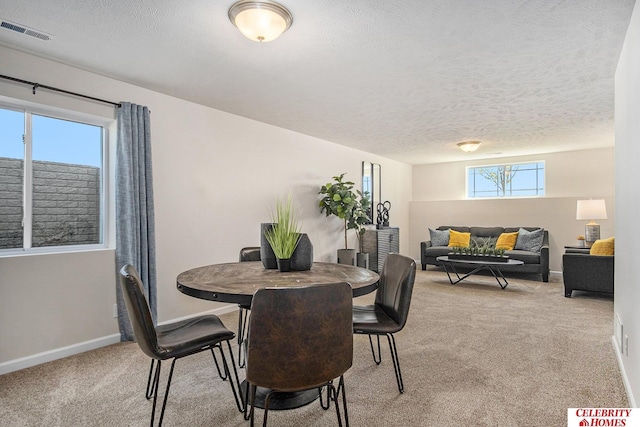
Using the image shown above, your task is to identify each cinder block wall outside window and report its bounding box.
[0,157,100,249]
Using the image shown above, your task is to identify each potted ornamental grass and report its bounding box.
[263,193,301,272]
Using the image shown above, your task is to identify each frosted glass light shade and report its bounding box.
[229,1,292,42]
[457,141,482,152]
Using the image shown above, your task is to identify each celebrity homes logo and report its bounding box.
[568,408,637,426]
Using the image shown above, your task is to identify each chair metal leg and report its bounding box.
[319,381,332,410]
[149,358,177,427]
[238,306,249,368]
[248,384,257,425]
[368,334,382,365]
[216,340,244,412]
[210,347,228,380]
[339,376,349,427]
[332,375,349,427]
[386,333,404,393]
[149,359,162,427]
[262,390,274,427]
[243,382,251,420]
[146,341,244,427]
[146,359,158,400]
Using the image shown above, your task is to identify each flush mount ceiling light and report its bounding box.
[457,141,482,152]
[228,0,293,42]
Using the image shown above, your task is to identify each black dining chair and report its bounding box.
[245,283,353,426]
[352,253,416,393]
[118,265,243,427]
[238,247,261,368]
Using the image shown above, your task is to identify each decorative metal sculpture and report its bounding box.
[376,201,391,228]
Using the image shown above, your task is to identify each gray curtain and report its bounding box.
[115,102,157,341]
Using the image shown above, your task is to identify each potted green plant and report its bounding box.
[263,193,301,272]
[319,173,371,266]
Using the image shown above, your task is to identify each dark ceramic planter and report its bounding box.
[290,233,313,271]
[260,223,278,269]
[277,258,291,272]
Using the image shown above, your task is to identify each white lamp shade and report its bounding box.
[229,1,292,42]
[576,199,607,221]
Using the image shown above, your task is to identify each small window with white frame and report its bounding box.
[0,99,110,254]
[466,161,545,198]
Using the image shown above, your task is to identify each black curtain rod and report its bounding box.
[0,74,121,108]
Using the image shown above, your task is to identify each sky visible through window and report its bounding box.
[0,108,102,167]
[467,163,545,198]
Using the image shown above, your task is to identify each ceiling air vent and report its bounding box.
[0,19,52,41]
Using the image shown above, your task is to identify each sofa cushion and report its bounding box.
[514,228,544,252]
[470,226,504,238]
[449,230,471,247]
[506,250,541,264]
[496,232,518,250]
[438,226,470,233]
[429,228,450,246]
[424,246,452,258]
[590,237,615,256]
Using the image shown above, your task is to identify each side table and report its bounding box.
[362,227,399,272]
[564,245,591,254]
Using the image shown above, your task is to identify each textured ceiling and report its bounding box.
[0,0,635,164]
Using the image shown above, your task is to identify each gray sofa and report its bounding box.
[420,226,550,282]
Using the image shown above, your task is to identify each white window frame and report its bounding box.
[0,95,113,256]
[465,160,545,199]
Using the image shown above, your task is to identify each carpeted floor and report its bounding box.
[0,269,627,426]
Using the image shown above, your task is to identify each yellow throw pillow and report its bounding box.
[495,232,518,250]
[590,237,615,256]
[449,230,471,247]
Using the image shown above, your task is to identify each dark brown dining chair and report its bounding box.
[237,247,261,368]
[119,265,243,427]
[245,283,353,426]
[352,253,416,393]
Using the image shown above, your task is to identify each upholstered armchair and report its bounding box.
[562,253,614,297]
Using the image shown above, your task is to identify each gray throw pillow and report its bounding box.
[429,228,450,246]
[514,228,544,252]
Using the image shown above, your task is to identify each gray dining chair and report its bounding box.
[352,253,416,393]
[119,264,243,426]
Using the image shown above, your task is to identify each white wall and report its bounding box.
[0,45,412,368]
[614,0,639,407]
[410,149,615,272]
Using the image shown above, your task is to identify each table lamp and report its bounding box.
[576,199,607,247]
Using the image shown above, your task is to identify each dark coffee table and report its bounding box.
[436,256,524,289]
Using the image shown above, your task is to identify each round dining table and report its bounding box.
[176,261,380,307]
[176,260,380,411]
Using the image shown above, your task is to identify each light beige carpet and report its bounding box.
[0,269,627,426]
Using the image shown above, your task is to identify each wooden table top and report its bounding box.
[176,261,380,306]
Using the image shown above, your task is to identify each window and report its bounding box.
[0,101,108,253]
[466,161,544,198]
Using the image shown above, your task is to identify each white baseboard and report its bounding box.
[0,334,121,375]
[0,304,239,376]
[612,335,637,407]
